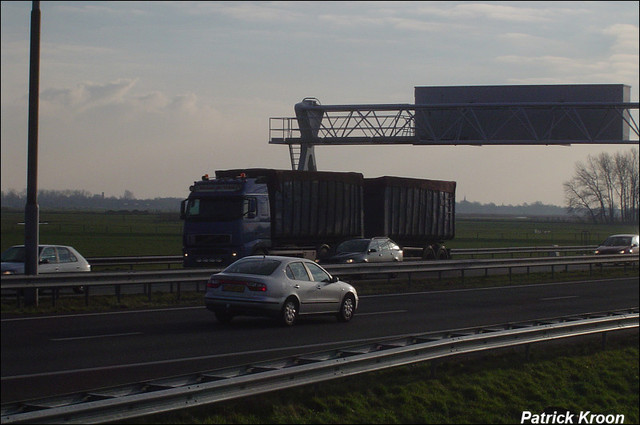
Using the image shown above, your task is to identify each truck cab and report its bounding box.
[181,174,271,266]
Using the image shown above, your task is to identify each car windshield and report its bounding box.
[1,247,26,262]
[601,236,632,246]
[336,239,370,253]
[0,246,44,262]
[224,259,281,275]
[184,197,245,221]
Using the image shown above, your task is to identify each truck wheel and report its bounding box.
[337,294,356,322]
[281,297,299,326]
[436,248,449,260]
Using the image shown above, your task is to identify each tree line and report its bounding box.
[564,148,639,224]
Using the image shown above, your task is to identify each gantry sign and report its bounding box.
[269,84,639,171]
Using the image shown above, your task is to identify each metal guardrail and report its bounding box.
[84,246,599,268]
[1,309,637,424]
[1,255,638,307]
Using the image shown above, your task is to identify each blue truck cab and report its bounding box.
[181,173,271,266]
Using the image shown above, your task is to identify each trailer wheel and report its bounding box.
[422,247,436,260]
[436,248,449,260]
[316,244,331,260]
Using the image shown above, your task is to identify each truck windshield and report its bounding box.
[184,198,245,221]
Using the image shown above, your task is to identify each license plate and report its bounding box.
[222,284,245,293]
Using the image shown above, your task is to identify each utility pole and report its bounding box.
[24,0,41,306]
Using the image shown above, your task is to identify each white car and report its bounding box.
[205,256,358,326]
[1,245,91,275]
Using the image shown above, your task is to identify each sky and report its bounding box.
[1,1,638,206]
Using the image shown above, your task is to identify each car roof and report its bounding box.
[238,255,314,263]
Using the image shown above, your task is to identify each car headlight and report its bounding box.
[345,258,354,264]
[2,270,15,275]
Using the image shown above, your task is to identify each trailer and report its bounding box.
[363,176,456,259]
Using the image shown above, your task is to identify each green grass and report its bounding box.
[126,333,638,424]
[3,209,639,257]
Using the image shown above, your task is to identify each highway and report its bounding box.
[1,276,638,404]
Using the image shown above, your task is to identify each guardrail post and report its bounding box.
[84,287,90,306]
[116,285,121,303]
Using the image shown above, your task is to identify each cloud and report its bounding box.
[41,79,138,112]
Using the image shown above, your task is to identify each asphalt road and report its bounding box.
[1,276,638,403]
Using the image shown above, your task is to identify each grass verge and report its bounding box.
[126,332,639,424]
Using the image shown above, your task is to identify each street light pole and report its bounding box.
[24,0,41,305]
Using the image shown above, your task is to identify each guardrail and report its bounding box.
[1,309,637,424]
[1,255,638,307]
[84,246,599,269]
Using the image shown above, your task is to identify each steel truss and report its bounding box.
[269,98,639,170]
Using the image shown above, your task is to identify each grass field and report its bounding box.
[2,209,638,257]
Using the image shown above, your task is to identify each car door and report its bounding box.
[38,247,60,273]
[285,261,320,314]
[365,239,383,263]
[56,247,80,272]
[304,262,341,313]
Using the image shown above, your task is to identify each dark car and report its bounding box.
[594,234,639,255]
[323,237,403,264]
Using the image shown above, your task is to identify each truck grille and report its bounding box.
[189,234,231,245]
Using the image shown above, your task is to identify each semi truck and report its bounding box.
[181,168,455,266]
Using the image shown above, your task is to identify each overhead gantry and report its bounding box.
[269,85,639,171]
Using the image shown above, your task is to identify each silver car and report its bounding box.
[205,256,358,326]
[594,234,639,255]
[323,237,403,264]
[1,244,91,275]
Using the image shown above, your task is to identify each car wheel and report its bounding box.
[337,294,355,322]
[72,286,85,294]
[215,310,234,324]
[281,298,298,326]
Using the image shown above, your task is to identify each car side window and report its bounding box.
[40,247,57,264]
[368,240,379,252]
[57,247,76,263]
[287,262,310,281]
[305,262,332,282]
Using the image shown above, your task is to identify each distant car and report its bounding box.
[1,245,91,274]
[594,234,639,255]
[323,237,403,264]
[205,256,358,326]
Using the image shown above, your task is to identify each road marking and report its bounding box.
[358,310,407,316]
[540,296,579,301]
[50,332,142,342]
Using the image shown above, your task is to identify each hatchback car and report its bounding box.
[205,256,358,326]
[1,244,91,275]
[594,234,639,255]
[323,237,403,264]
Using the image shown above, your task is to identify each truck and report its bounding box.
[180,168,455,266]
[180,169,364,266]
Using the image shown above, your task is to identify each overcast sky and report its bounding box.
[1,1,638,206]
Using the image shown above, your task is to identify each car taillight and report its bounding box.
[207,278,266,291]
[207,277,221,288]
[246,281,267,292]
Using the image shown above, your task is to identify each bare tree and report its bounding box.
[564,148,639,224]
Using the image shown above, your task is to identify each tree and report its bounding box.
[563,148,639,224]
